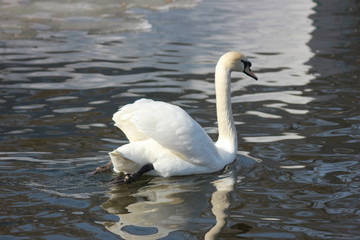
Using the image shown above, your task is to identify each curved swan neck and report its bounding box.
[214,62,237,161]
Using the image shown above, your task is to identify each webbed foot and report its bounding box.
[89,161,113,175]
[108,163,154,185]
[109,174,134,185]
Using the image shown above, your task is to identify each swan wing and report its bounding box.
[113,99,220,166]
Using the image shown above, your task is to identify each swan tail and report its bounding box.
[109,150,140,174]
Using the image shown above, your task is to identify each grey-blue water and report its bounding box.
[1,0,359,239]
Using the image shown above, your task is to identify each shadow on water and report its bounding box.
[100,154,260,240]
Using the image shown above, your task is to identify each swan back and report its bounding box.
[113,99,223,168]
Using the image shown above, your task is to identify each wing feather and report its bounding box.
[113,99,221,166]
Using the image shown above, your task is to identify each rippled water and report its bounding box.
[1,0,359,239]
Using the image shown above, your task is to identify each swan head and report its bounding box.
[218,51,258,80]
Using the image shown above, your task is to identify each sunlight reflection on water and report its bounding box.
[1,0,359,239]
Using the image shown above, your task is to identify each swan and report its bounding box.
[92,51,258,184]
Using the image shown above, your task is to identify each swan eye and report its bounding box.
[241,60,251,68]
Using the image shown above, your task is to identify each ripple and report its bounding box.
[76,123,107,129]
[0,0,359,239]
[13,104,46,110]
[121,225,158,236]
[264,103,309,114]
[0,0,202,40]
[316,127,360,138]
[280,165,306,169]
[0,0,151,39]
[46,96,79,102]
[243,132,305,143]
[53,107,94,113]
[233,91,314,105]
[245,110,282,119]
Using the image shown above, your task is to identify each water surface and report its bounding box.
[1,0,359,239]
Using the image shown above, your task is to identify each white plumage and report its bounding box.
[106,51,257,181]
[111,99,222,176]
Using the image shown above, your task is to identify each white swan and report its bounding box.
[92,51,258,183]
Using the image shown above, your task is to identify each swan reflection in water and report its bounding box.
[100,155,258,239]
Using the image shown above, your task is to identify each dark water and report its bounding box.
[1,0,359,239]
